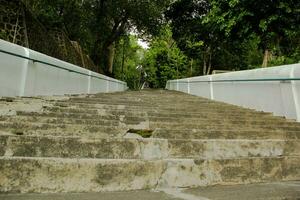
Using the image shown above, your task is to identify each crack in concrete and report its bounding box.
[154,161,169,189]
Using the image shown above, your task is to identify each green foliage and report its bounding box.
[203,0,300,63]
[143,27,189,88]
[84,0,172,73]
[166,0,300,72]
[24,0,94,52]
[127,129,153,138]
[24,0,171,74]
[113,35,144,90]
[0,29,7,40]
[20,0,300,87]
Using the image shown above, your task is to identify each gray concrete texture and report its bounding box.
[0,90,300,193]
[1,181,299,200]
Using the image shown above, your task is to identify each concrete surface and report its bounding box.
[185,181,300,200]
[0,190,180,200]
[1,181,299,200]
[1,90,300,193]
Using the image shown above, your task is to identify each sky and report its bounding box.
[138,39,149,49]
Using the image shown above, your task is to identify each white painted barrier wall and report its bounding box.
[0,40,127,97]
[166,63,300,121]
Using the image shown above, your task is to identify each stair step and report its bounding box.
[53,102,268,113]
[149,122,300,131]
[1,89,300,194]
[0,121,125,137]
[0,156,299,193]
[2,115,299,131]
[153,129,300,139]
[1,121,299,139]
[15,111,286,123]
[46,105,275,118]
[0,135,299,159]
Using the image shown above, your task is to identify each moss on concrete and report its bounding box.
[127,129,153,138]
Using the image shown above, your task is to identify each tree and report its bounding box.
[143,27,189,88]
[166,0,216,75]
[85,0,171,75]
[204,0,300,67]
[166,0,249,74]
[113,35,145,90]
[24,0,93,52]
[24,0,171,75]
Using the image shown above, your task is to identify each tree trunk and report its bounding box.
[106,43,115,74]
[262,49,271,67]
[121,40,125,80]
[203,53,207,75]
[207,52,212,75]
[190,59,193,75]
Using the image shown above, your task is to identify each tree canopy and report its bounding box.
[25,0,171,74]
[21,0,300,88]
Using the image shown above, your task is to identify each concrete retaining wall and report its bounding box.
[0,39,127,97]
[166,64,300,121]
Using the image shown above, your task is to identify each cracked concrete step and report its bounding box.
[66,99,237,107]
[0,189,179,200]
[62,100,257,111]
[45,105,275,118]
[53,101,263,112]
[149,121,300,131]
[183,181,300,200]
[0,116,123,126]
[3,114,299,130]
[52,99,265,110]
[1,121,299,140]
[92,95,198,99]
[44,105,276,117]
[1,89,300,195]
[16,111,145,121]
[2,117,300,134]
[1,181,299,200]
[15,110,288,124]
[82,92,205,97]
[67,96,215,102]
[12,112,293,127]
[50,106,274,118]
[0,94,211,105]
[0,156,299,193]
[0,122,126,137]
[153,129,300,140]
[0,135,299,160]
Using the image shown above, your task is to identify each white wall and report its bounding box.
[166,64,300,121]
[0,40,127,97]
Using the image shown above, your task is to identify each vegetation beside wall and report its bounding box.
[1,0,299,89]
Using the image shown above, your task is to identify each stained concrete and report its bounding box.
[0,181,299,200]
[0,190,180,200]
[185,181,300,200]
[1,156,299,193]
[1,90,300,193]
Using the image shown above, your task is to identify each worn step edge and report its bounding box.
[152,129,300,140]
[53,101,265,112]
[0,156,299,193]
[46,105,274,116]
[0,135,299,160]
[2,116,298,129]
[1,122,299,139]
[15,111,289,124]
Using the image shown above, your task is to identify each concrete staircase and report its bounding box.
[0,90,299,193]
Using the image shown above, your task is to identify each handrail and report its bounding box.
[0,49,126,85]
[170,77,300,83]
